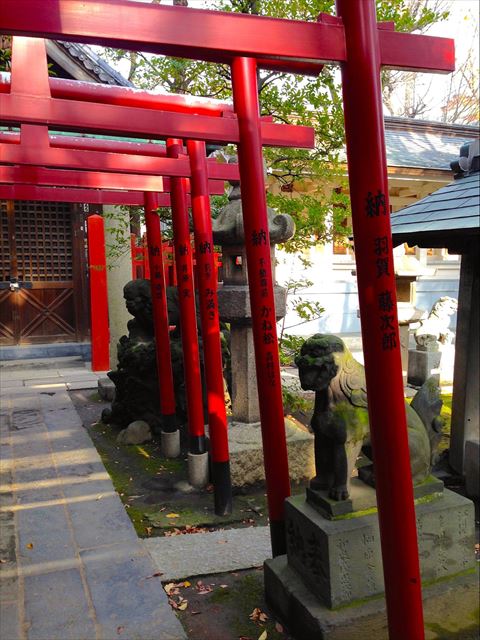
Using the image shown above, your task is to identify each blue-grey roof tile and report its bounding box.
[391,170,479,239]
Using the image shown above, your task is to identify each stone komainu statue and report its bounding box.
[295,334,444,501]
[102,279,231,434]
[414,296,458,351]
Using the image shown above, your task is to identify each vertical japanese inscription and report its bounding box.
[362,532,378,594]
[371,231,397,352]
[336,536,352,601]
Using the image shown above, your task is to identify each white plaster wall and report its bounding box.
[276,246,460,338]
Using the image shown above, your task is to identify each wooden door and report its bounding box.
[0,200,86,345]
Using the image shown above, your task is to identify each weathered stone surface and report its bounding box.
[12,410,42,430]
[217,284,287,321]
[81,542,186,640]
[144,526,271,581]
[97,377,115,401]
[211,184,295,246]
[306,475,444,519]
[408,349,442,386]
[116,420,152,445]
[265,556,479,640]
[296,334,442,501]
[230,327,259,423]
[284,490,475,609]
[24,568,96,640]
[226,418,314,486]
[0,601,20,640]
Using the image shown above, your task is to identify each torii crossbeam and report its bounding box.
[0,3,455,637]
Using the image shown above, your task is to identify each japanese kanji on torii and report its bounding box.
[0,3,454,638]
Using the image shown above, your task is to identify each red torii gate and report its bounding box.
[0,139,239,516]
[1,33,314,517]
[0,3,455,636]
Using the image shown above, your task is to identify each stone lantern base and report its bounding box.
[210,418,315,487]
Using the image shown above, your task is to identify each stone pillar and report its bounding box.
[450,248,480,473]
[230,324,258,422]
[103,206,132,369]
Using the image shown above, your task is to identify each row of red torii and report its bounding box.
[0,2,455,637]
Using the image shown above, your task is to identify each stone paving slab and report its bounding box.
[143,526,272,581]
[0,359,186,640]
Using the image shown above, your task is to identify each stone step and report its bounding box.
[143,526,272,581]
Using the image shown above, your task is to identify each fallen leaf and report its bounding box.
[191,610,201,615]
[144,527,153,537]
[164,583,178,595]
[275,622,284,633]
[166,513,180,518]
[146,571,164,579]
[116,625,124,635]
[96,494,103,500]
[249,608,268,623]
[257,630,267,640]
[217,540,227,544]
[177,600,188,611]
[0,559,7,564]
[195,581,213,595]
[183,581,191,588]
[26,543,33,549]
[219,584,228,589]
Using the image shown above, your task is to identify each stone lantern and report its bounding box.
[212,175,314,486]
[212,180,294,422]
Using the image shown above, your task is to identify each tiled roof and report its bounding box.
[383,117,479,170]
[391,171,479,242]
[53,41,133,87]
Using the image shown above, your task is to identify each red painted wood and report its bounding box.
[187,140,229,463]
[86,214,110,372]
[0,1,454,73]
[0,93,314,149]
[0,165,224,196]
[144,192,176,419]
[167,138,206,449]
[336,1,424,637]
[0,184,168,206]
[0,165,164,191]
[230,57,291,557]
[0,127,240,183]
[0,73,234,116]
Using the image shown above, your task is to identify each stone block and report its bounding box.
[306,475,444,520]
[217,284,287,321]
[265,556,480,640]
[284,490,475,609]
[98,377,115,401]
[64,488,139,550]
[408,349,441,386]
[17,504,77,569]
[227,418,314,487]
[465,439,479,499]
[0,601,20,640]
[24,568,96,640]
[81,542,186,640]
[143,526,271,581]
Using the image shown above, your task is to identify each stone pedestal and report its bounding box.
[225,418,314,487]
[265,489,478,639]
[408,349,442,386]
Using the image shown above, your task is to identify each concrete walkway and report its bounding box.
[0,358,186,640]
